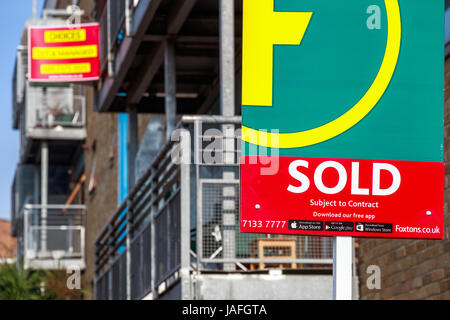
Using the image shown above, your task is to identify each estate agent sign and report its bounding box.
[240,0,444,239]
[28,23,100,82]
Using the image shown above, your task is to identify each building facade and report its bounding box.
[10,0,450,300]
[10,1,96,272]
[86,0,450,300]
[87,0,335,300]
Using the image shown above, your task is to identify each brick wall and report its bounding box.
[82,91,153,298]
[356,57,450,300]
[83,85,119,298]
[0,220,16,259]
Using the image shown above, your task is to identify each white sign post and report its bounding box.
[333,236,353,300]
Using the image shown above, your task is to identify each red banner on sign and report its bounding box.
[241,156,444,239]
[28,23,100,82]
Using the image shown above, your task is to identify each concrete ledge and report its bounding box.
[196,274,333,300]
[27,258,85,270]
[27,128,87,141]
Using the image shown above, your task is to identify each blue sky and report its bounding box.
[0,0,44,220]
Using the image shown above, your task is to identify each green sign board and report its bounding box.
[241,0,444,239]
[242,0,443,162]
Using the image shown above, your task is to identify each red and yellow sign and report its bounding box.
[28,23,100,82]
[241,156,444,239]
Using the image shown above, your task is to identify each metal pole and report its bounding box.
[150,214,156,299]
[219,0,236,118]
[150,169,157,299]
[108,225,114,301]
[180,129,191,300]
[34,164,40,212]
[220,0,236,272]
[93,275,98,300]
[194,120,203,273]
[41,142,48,255]
[333,236,353,300]
[164,40,177,142]
[32,0,37,19]
[23,209,29,269]
[107,0,114,77]
[126,200,132,300]
[125,0,134,37]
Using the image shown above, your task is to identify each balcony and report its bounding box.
[17,204,86,270]
[96,0,232,114]
[23,86,87,141]
[94,116,333,300]
[18,85,87,164]
[99,0,127,75]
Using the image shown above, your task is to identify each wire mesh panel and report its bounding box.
[102,271,109,300]
[95,270,109,300]
[130,221,152,300]
[199,181,333,270]
[111,256,120,300]
[168,193,181,274]
[154,191,181,285]
[154,211,168,285]
[120,254,127,300]
[130,229,142,300]
[111,253,127,300]
[142,224,152,295]
[201,182,235,261]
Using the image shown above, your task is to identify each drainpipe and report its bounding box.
[41,142,49,255]
[118,114,129,205]
[128,107,138,189]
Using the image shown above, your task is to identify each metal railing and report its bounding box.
[99,0,133,74]
[26,89,86,130]
[19,204,86,270]
[95,116,183,300]
[94,116,333,300]
[13,47,27,130]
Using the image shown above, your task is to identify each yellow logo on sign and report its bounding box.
[32,45,98,60]
[242,0,401,149]
[41,63,91,75]
[242,0,312,107]
[44,29,87,43]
